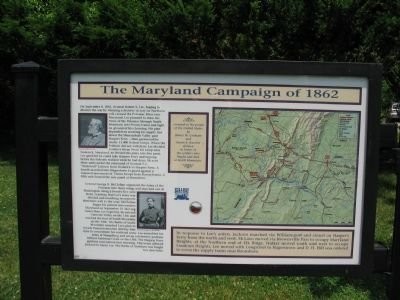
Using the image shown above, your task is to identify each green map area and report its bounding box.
[212,108,359,226]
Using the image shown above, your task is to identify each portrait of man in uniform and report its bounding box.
[137,192,166,229]
[78,113,107,148]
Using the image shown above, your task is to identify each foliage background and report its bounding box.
[1,1,399,298]
[1,0,399,142]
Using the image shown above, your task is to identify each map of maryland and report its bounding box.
[212,108,359,226]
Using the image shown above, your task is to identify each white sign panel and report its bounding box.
[70,72,368,265]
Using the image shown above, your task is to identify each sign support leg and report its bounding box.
[391,149,400,299]
[12,62,52,300]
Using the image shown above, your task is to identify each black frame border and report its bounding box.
[58,59,381,276]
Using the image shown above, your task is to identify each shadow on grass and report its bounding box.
[378,171,396,190]
[308,274,388,299]
[378,171,397,206]
[379,149,397,172]
[0,143,58,166]
[0,144,16,163]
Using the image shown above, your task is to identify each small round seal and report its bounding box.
[189,201,202,214]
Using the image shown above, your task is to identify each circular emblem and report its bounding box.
[189,201,202,214]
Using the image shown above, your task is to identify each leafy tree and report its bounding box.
[1,0,400,140]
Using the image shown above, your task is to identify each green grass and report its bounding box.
[375,171,397,246]
[0,158,20,299]
[0,152,395,299]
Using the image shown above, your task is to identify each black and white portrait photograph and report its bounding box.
[78,113,107,148]
[137,192,166,229]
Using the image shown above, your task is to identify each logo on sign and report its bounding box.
[174,188,189,200]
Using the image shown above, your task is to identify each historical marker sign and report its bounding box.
[59,60,381,275]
